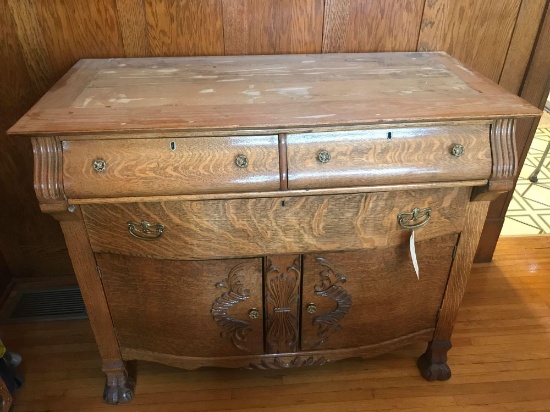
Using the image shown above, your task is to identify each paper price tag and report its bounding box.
[410,230,419,279]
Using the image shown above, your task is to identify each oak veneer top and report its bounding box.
[9,52,540,136]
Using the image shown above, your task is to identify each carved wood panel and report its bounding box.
[263,255,301,353]
[301,234,459,351]
[248,355,327,370]
[211,263,255,352]
[308,258,352,349]
[98,254,264,357]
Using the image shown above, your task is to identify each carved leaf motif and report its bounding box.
[265,257,301,353]
[211,264,252,352]
[311,257,352,349]
[248,356,328,370]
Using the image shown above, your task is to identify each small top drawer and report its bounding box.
[286,125,492,190]
[62,135,280,198]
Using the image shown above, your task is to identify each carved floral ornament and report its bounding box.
[264,257,301,353]
[311,258,352,349]
[211,263,253,352]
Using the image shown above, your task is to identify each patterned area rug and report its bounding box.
[503,126,550,235]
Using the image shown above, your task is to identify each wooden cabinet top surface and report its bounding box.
[9,52,540,137]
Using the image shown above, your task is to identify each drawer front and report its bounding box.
[62,135,280,198]
[286,125,491,190]
[300,233,458,351]
[98,254,265,357]
[82,187,470,260]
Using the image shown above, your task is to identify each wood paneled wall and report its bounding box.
[1,0,549,284]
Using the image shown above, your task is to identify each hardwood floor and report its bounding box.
[3,235,550,411]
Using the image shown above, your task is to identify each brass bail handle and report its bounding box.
[397,207,432,230]
[127,220,165,240]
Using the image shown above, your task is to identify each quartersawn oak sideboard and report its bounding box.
[9,53,540,404]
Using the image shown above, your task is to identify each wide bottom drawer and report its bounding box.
[81,187,470,260]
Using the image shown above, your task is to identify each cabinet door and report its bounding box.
[97,254,264,357]
[301,233,458,351]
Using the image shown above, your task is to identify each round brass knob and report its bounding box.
[306,303,317,314]
[93,159,107,172]
[235,154,249,168]
[451,144,465,157]
[248,308,260,319]
[317,150,331,163]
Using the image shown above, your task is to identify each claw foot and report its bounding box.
[103,374,135,404]
[102,361,135,404]
[417,340,452,382]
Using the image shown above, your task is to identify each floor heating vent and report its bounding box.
[7,287,87,322]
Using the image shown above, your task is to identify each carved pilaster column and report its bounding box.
[472,118,517,201]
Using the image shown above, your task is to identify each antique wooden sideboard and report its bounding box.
[9,53,540,404]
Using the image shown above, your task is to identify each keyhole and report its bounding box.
[170,141,176,151]
[281,200,286,207]
[387,132,392,140]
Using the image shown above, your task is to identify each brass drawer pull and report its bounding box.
[92,159,107,172]
[127,220,165,240]
[451,144,465,157]
[248,308,260,319]
[317,150,331,163]
[397,207,432,230]
[235,154,249,168]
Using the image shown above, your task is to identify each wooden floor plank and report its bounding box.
[3,235,550,411]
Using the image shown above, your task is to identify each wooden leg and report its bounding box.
[426,202,489,382]
[102,361,135,405]
[58,212,135,404]
[417,340,452,381]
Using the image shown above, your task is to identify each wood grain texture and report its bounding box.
[418,0,522,82]
[36,0,125,77]
[120,329,434,370]
[115,0,150,57]
[6,0,56,95]
[301,234,458,351]
[498,0,547,94]
[434,201,490,340]
[471,118,518,200]
[144,0,223,56]
[68,179,488,205]
[31,136,65,206]
[8,53,540,137]
[278,134,289,190]
[222,0,324,55]
[264,255,301,354]
[0,0,61,278]
[57,208,123,366]
[98,254,264,357]
[287,125,492,190]
[82,187,470,260]
[62,135,280,198]
[4,235,550,410]
[322,0,425,53]
[475,5,550,261]
[1,0,547,287]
